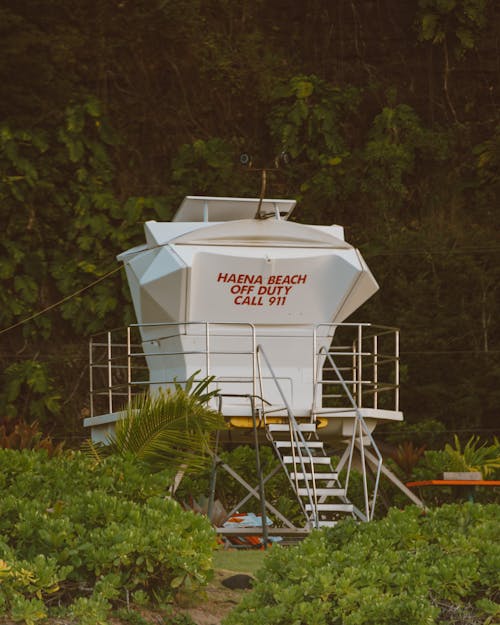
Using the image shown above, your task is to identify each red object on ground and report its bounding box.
[224,513,264,547]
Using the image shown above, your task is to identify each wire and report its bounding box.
[376,428,500,434]
[66,243,500,261]
[1,348,498,357]
[363,247,500,257]
[400,350,500,355]
[0,265,123,337]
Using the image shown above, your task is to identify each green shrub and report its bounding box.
[224,503,500,625]
[403,437,500,507]
[0,449,216,623]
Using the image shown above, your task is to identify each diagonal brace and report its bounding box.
[214,455,296,529]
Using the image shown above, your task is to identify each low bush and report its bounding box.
[224,503,500,625]
[0,449,216,623]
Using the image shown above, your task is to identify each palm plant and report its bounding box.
[85,373,225,482]
[444,435,500,478]
[172,371,219,405]
[388,440,426,479]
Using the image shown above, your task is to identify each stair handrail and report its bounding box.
[256,344,320,528]
[319,347,383,521]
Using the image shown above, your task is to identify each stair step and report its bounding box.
[290,472,338,480]
[267,423,316,432]
[283,456,331,464]
[317,520,338,528]
[297,488,345,497]
[305,503,354,512]
[275,441,323,448]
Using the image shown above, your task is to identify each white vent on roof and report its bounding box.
[172,196,296,222]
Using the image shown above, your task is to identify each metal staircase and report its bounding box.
[266,421,357,527]
[256,345,368,528]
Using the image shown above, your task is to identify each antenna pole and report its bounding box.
[256,169,267,219]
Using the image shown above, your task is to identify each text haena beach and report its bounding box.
[217,272,308,306]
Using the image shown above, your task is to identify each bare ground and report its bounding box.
[171,569,251,625]
[1,552,261,625]
[107,569,251,625]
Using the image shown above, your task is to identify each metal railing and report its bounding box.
[319,347,383,521]
[89,322,400,421]
[89,322,257,418]
[256,345,319,527]
[312,323,399,415]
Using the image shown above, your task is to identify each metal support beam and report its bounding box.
[213,456,297,529]
[224,464,282,519]
[354,442,426,509]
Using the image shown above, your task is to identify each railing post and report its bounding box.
[357,324,363,408]
[373,333,378,410]
[127,326,132,407]
[312,326,318,413]
[107,331,113,414]
[251,324,257,404]
[205,322,210,378]
[395,330,400,411]
[89,337,94,418]
[251,397,269,549]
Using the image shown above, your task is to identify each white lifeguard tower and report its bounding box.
[86,196,422,531]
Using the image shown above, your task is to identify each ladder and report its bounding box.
[266,420,362,527]
[256,345,369,528]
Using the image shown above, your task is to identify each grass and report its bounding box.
[213,548,269,575]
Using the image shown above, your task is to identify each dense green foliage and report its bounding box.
[0,450,215,623]
[224,504,500,625]
[0,0,498,441]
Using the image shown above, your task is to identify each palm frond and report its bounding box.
[81,438,107,464]
[108,388,226,473]
[445,435,500,477]
[173,370,219,404]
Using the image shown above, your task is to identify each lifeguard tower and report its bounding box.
[86,196,421,531]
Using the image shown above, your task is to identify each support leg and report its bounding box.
[355,442,427,509]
